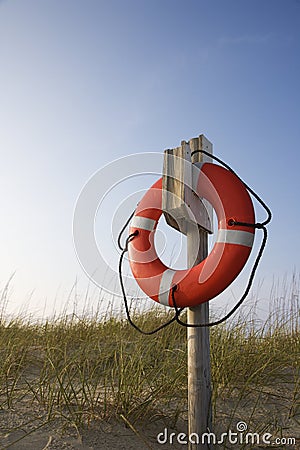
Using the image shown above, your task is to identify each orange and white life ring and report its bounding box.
[128,162,255,308]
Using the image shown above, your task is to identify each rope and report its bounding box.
[191,149,272,226]
[118,230,184,335]
[117,209,136,251]
[168,149,272,328]
[172,226,268,327]
[118,150,271,332]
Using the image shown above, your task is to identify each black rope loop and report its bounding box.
[118,228,184,335]
[191,149,272,227]
[171,224,268,328]
[118,149,271,332]
[118,210,136,251]
[229,220,265,230]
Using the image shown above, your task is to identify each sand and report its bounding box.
[0,398,185,449]
[1,384,299,449]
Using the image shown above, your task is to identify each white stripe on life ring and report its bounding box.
[216,229,254,247]
[130,216,156,232]
[158,269,176,306]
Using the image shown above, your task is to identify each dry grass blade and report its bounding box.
[0,273,299,448]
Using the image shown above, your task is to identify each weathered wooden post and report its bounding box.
[163,135,213,449]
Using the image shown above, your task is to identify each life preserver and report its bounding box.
[128,162,255,308]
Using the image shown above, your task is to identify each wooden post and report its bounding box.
[162,135,213,449]
[187,138,212,450]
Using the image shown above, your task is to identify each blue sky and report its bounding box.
[0,0,299,318]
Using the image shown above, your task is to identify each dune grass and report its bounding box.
[0,275,299,448]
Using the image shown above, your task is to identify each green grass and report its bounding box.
[0,275,299,448]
